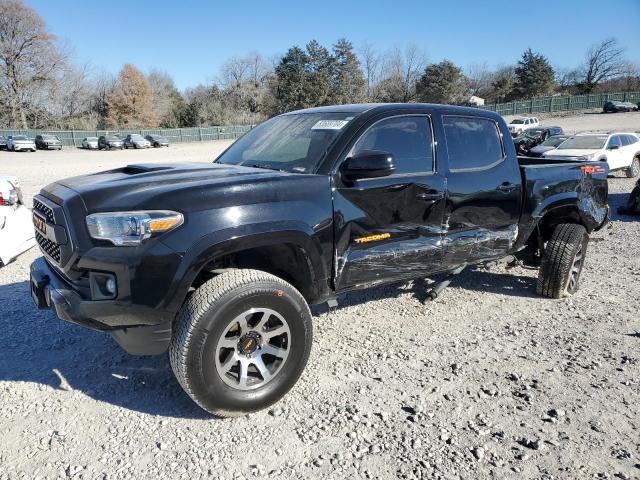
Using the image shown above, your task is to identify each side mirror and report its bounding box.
[340,150,395,181]
[609,145,619,150]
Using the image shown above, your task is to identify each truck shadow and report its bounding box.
[608,192,639,222]
[329,266,538,312]
[0,281,211,420]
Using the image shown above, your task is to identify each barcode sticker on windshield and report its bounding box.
[312,120,349,130]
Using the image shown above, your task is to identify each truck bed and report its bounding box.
[514,155,609,249]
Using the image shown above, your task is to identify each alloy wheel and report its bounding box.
[215,308,291,391]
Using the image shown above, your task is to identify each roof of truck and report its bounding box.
[283,103,496,117]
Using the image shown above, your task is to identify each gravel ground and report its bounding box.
[0,113,639,479]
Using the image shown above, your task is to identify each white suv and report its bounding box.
[507,117,539,136]
[543,132,640,178]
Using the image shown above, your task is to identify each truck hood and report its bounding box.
[49,162,296,212]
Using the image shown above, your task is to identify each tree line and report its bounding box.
[1,0,639,130]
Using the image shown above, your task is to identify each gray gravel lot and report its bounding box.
[0,113,639,479]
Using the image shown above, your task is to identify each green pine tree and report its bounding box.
[331,38,366,104]
[510,49,556,100]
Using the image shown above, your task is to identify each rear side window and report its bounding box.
[443,116,504,171]
[607,136,621,148]
[352,116,433,174]
[627,135,639,145]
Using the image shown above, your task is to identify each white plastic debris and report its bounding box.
[0,175,36,265]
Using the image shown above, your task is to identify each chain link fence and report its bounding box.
[0,125,254,147]
[479,91,640,116]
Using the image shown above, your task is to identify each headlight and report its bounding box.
[86,211,183,246]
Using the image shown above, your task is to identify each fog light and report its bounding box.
[106,277,116,294]
[89,272,117,300]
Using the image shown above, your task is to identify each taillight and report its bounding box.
[0,188,18,205]
[580,165,605,174]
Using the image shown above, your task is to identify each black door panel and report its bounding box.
[332,114,445,290]
[334,176,445,288]
[441,115,522,268]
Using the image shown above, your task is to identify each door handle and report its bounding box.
[416,192,444,202]
[496,183,517,193]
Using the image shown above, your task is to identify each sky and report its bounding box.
[28,0,640,91]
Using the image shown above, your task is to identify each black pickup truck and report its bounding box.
[30,104,609,416]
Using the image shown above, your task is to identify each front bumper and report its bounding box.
[13,144,35,151]
[30,256,172,355]
[43,144,62,150]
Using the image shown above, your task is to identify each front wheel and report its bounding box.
[626,157,640,178]
[170,269,313,417]
[537,223,588,299]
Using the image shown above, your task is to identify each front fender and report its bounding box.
[161,221,330,314]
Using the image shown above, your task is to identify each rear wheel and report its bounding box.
[537,223,588,299]
[626,157,640,178]
[170,269,313,417]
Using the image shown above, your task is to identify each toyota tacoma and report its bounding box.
[30,104,609,416]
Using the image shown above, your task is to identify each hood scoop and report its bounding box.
[120,164,173,175]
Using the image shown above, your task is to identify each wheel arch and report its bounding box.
[165,228,330,315]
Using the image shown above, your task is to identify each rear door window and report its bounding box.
[443,116,504,171]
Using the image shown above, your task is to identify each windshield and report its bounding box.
[511,119,525,124]
[216,112,355,173]
[130,134,144,140]
[557,136,607,150]
[42,135,57,140]
[14,135,27,140]
[86,137,98,141]
[106,136,120,141]
[541,136,568,147]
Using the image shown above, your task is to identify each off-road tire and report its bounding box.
[537,223,588,299]
[170,269,313,417]
[626,156,640,178]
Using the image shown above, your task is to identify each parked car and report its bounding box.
[528,135,570,157]
[513,126,564,155]
[0,136,6,150]
[81,137,99,149]
[35,134,62,150]
[145,134,169,147]
[30,103,610,417]
[543,132,640,177]
[603,101,639,113]
[6,135,36,152]
[507,117,539,136]
[98,135,124,150]
[0,176,35,265]
[123,134,151,149]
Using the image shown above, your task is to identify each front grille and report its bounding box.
[33,198,54,223]
[35,232,61,262]
[32,195,70,266]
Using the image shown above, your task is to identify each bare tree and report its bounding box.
[0,0,66,128]
[358,41,380,100]
[377,44,427,103]
[578,38,626,93]
[466,62,493,99]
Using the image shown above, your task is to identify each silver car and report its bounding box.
[6,135,36,152]
[81,137,99,149]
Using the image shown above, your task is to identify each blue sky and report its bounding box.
[29,0,640,90]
